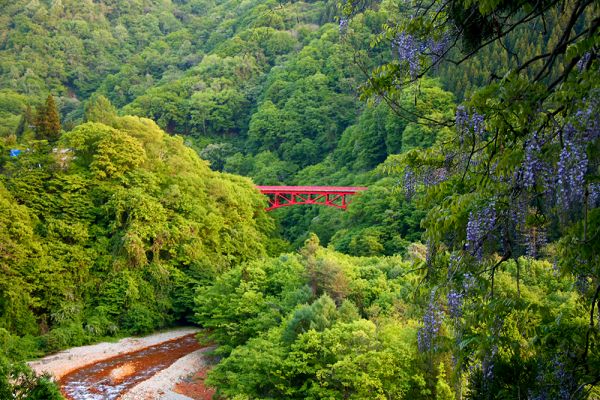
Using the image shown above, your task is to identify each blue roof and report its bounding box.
[9,149,22,157]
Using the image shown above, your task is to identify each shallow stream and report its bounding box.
[59,333,201,400]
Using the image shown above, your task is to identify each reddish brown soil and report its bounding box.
[173,368,216,400]
[59,334,202,400]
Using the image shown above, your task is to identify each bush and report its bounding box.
[41,323,89,353]
[0,329,42,361]
[0,357,62,400]
[122,304,157,335]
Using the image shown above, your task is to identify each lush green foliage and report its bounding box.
[0,357,62,400]
[195,237,590,399]
[1,0,599,398]
[2,112,272,337]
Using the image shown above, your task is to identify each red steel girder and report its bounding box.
[257,186,368,211]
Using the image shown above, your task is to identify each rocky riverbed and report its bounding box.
[28,328,214,399]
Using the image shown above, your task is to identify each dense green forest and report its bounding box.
[0,0,599,398]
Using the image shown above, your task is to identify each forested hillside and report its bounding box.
[2,0,580,249]
[1,0,599,398]
[0,108,272,394]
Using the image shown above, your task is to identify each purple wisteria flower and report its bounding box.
[446,271,475,321]
[466,203,497,259]
[462,272,476,292]
[455,106,486,143]
[482,345,497,386]
[427,34,450,65]
[557,124,588,210]
[417,294,443,352]
[575,274,589,294]
[393,32,421,78]
[393,32,450,79]
[426,238,434,267]
[400,165,447,200]
[510,195,527,232]
[552,356,576,400]
[523,131,543,189]
[471,113,485,139]
[455,105,468,133]
[423,167,448,187]
[447,290,463,319]
[575,97,600,142]
[530,355,577,400]
[525,226,547,258]
[577,52,591,72]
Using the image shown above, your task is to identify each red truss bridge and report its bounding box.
[257,186,368,211]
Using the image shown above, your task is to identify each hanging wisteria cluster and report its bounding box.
[462,272,477,292]
[423,167,448,187]
[530,355,578,400]
[525,226,547,259]
[446,290,463,320]
[575,274,590,295]
[590,183,600,207]
[400,165,448,198]
[393,32,450,79]
[557,124,588,210]
[575,96,600,142]
[577,52,592,72]
[429,34,451,65]
[417,294,444,352]
[455,105,486,144]
[446,270,477,323]
[517,96,599,210]
[393,33,420,78]
[452,92,600,260]
[425,238,435,267]
[402,167,416,198]
[523,97,598,206]
[553,356,577,400]
[522,131,543,189]
[466,203,496,259]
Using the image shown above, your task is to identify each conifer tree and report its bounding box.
[35,95,61,142]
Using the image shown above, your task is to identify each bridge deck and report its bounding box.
[257,186,368,194]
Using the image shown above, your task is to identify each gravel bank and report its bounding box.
[28,327,200,380]
[120,346,215,400]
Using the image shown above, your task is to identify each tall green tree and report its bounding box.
[34,95,61,143]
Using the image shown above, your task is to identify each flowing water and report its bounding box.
[59,334,201,400]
